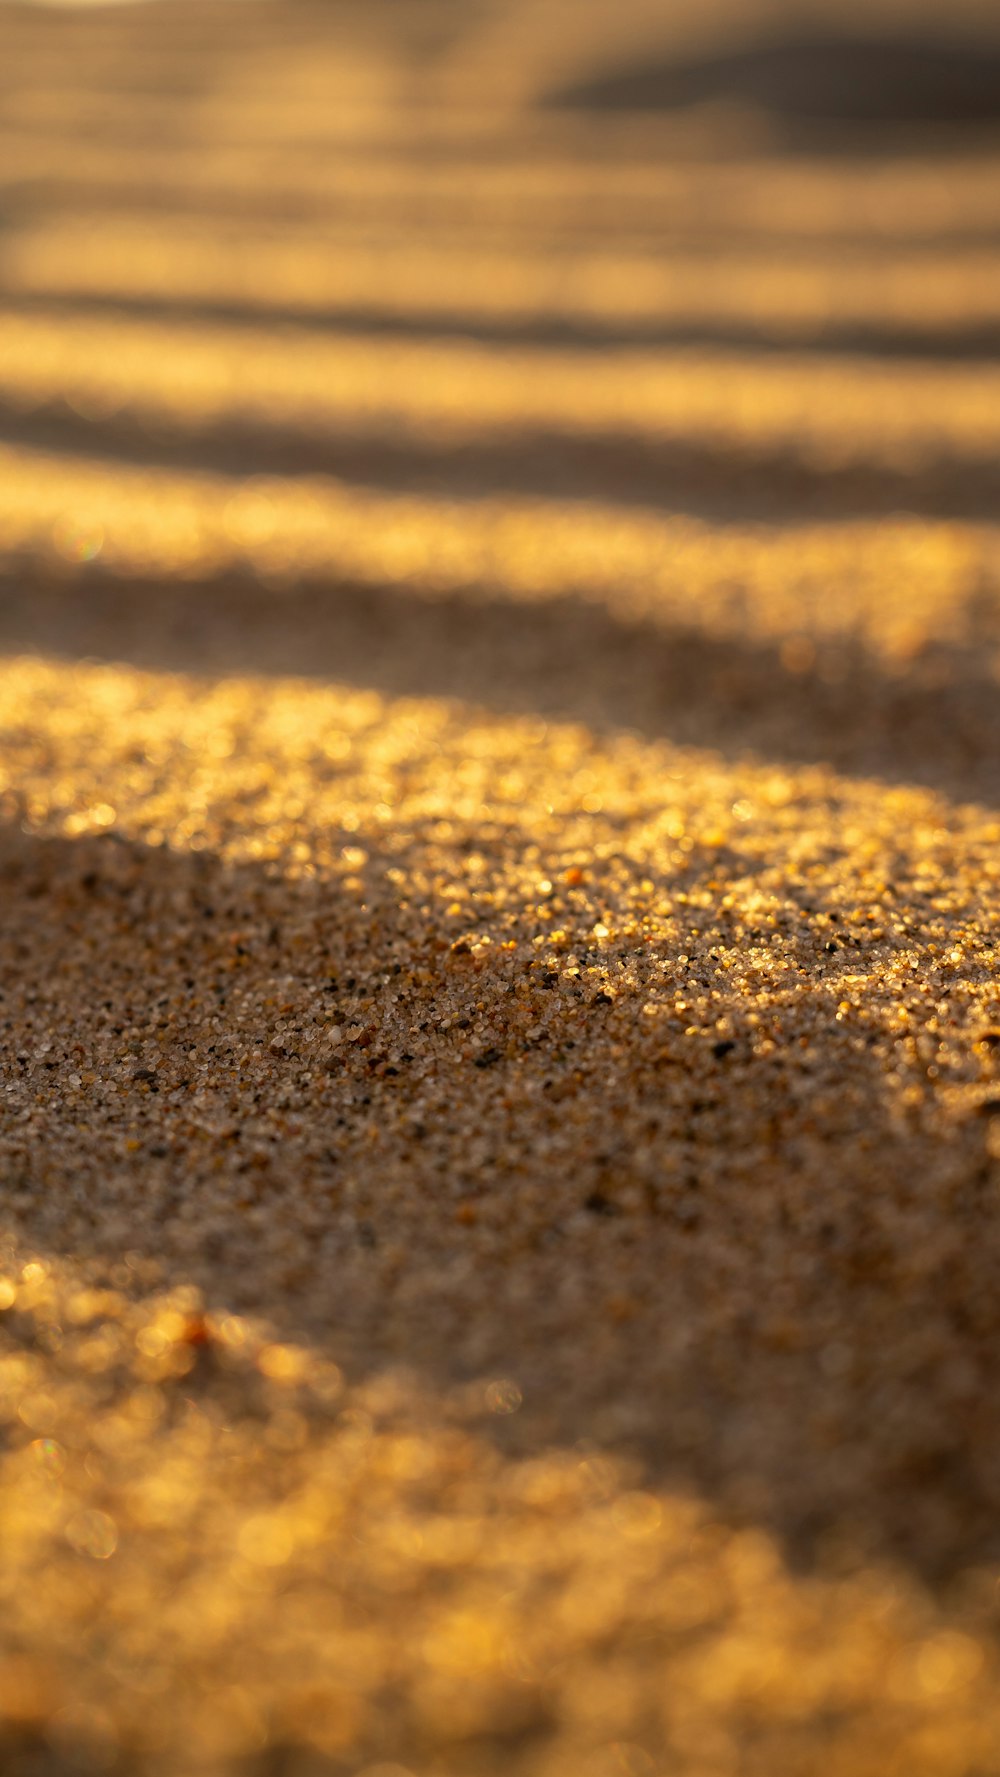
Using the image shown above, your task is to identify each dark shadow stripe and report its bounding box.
[545,33,1000,137]
[3,559,998,809]
[5,184,1000,255]
[1,395,997,526]
[3,286,1000,364]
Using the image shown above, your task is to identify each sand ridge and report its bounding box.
[1,2,1000,1772]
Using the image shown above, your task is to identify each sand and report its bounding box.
[1,2,1000,1772]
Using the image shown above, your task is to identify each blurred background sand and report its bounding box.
[2,3,1000,1774]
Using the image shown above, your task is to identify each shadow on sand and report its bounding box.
[2,394,999,527]
[3,557,999,810]
[1,811,999,1597]
[547,30,1000,149]
[6,289,1000,364]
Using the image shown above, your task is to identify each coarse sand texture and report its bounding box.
[1,2,1000,1773]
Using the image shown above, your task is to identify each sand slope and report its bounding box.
[1,4,1000,1773]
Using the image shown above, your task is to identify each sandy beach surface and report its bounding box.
[2,2,1000,1771]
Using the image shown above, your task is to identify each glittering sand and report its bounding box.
[2,2,1000,1772]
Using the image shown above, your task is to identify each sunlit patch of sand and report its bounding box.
[5,143,1000,241]
[5,223,1000,345]
[0,443,997,669]
[2,1244,1000,1777]
[3,308,1000,461]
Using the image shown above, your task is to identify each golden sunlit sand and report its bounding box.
[1,2,1000,1773]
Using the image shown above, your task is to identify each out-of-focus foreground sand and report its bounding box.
[2,2,1000,1772]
